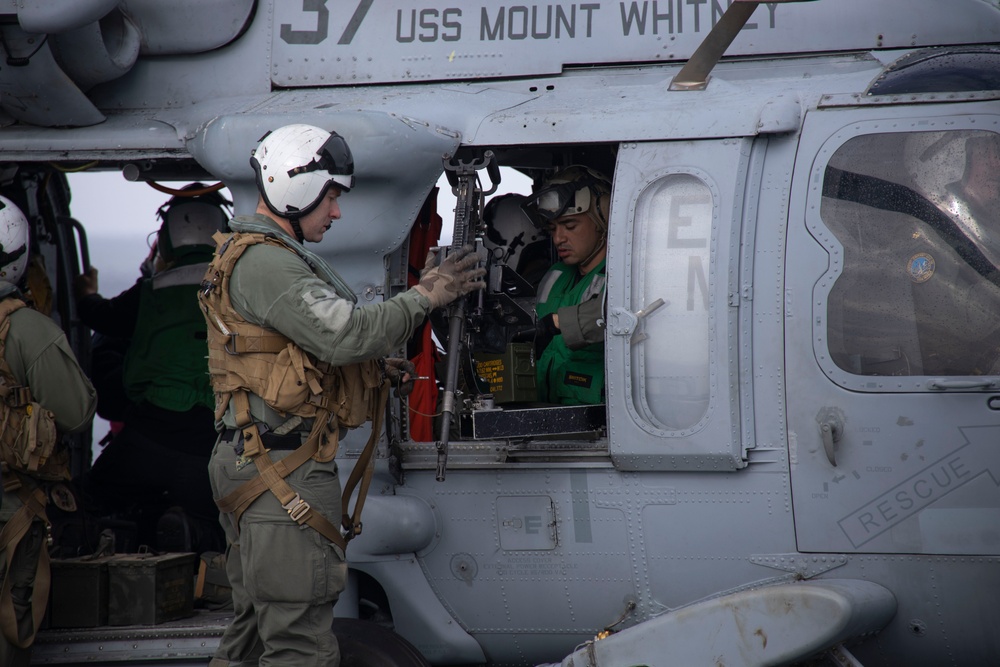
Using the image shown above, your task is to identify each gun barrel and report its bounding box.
[436,295,466,481]
[436,150,501,482]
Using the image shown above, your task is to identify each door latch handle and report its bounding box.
[819,419,842,467]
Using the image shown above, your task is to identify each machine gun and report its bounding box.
[436,151,500,481]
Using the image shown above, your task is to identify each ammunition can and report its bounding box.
[106,552,197,626]
[473,342,537,404]
[49,556,113,628]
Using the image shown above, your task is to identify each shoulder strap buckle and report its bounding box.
[282,493,311,523]
[4,386,30,407]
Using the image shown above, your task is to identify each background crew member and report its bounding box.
[75,184,229,555]
[0,196,96,665]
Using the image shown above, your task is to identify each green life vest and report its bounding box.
[535,260,606,405]
[123,257,214,412]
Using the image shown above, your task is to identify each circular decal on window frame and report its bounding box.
[908,253,935,283]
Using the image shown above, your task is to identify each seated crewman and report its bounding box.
[522,166,611,405]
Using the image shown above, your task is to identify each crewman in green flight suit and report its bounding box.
[524,166,612,405]
[0,195,96,665]
[200,123,486,666]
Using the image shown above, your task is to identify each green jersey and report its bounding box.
[535,260,606,405]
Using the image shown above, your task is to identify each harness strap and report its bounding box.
[215,382,390,552]
[231,390,263,458]
[225,333,291,355]
[216,440,347,552]
[216,389,348,552]
[340,382,390,539]
[0,485,50,648]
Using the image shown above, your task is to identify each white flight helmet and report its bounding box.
[250,124,354,223]
[156,183,231,262]
[523,165,612,233]
[904,130,970,204]
[903,129,1000,265]
[484,193,549,273]
[0,195,29,285]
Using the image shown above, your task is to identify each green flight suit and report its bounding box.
[207,215,430,667]
[0,282,96,667]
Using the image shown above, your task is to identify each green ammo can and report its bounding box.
[473,342,537,404]
[106,552,197,626]
[49,555,114,628]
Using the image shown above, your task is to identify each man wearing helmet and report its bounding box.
[74,184,229,555]
[0,196,96,663]
[523,166,611,405]
[200,124,485,666]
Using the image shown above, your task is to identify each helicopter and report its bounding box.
[2,0,1000,665]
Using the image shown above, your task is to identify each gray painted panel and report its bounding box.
[270,0,1000,86]
[786,104,1000,555]
[607,139,747,470]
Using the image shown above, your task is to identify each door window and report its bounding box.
[820,129,1000,377]
[630,173,713,430]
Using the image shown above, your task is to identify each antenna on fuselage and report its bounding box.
[669,0,819,91]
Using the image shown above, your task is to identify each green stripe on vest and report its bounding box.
[535,260,605,405]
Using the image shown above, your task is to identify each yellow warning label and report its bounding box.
[475,358,506,392]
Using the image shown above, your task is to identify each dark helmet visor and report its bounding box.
[287,131,356,191]
[522,181,592,226]
[317,132,355,177]
[522,182,589,224]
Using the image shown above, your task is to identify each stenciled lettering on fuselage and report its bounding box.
[837,426,1000,549]
[271,0,790,85]
[279,1,781,45]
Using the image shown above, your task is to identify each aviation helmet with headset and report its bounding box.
[904,129,1000,205]
[156,183,232,263]
[522,165,612,235]
[483,192,552,282]
[250,124,354,241]
[0,195,30,285]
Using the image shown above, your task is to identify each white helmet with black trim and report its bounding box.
[903,129,1000,265]
[0,195,29,285]
[904,131,969,204]
[904,129,1000,207]
[156,183,231,263]
[522,165,612,234]
[250,124,354,223]
[483,193,552,282]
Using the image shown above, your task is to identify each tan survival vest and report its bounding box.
[198,231,390,550]
[0,296,63,648]
[0,298,66,481]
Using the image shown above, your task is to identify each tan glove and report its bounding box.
[383,357,417,398]
[412,244,486,309]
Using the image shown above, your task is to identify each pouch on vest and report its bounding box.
[0,297,69,481]
[333,361,383,429]
[3,401,65,480]
[261,344,324,414]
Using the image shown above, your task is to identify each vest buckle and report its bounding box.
[282,494,311,522]
[4,385,30,407]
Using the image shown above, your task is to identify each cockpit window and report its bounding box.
[630,173,712,429]
[821,129,1000,376]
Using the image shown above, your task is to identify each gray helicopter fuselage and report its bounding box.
[4,1,1000,665]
